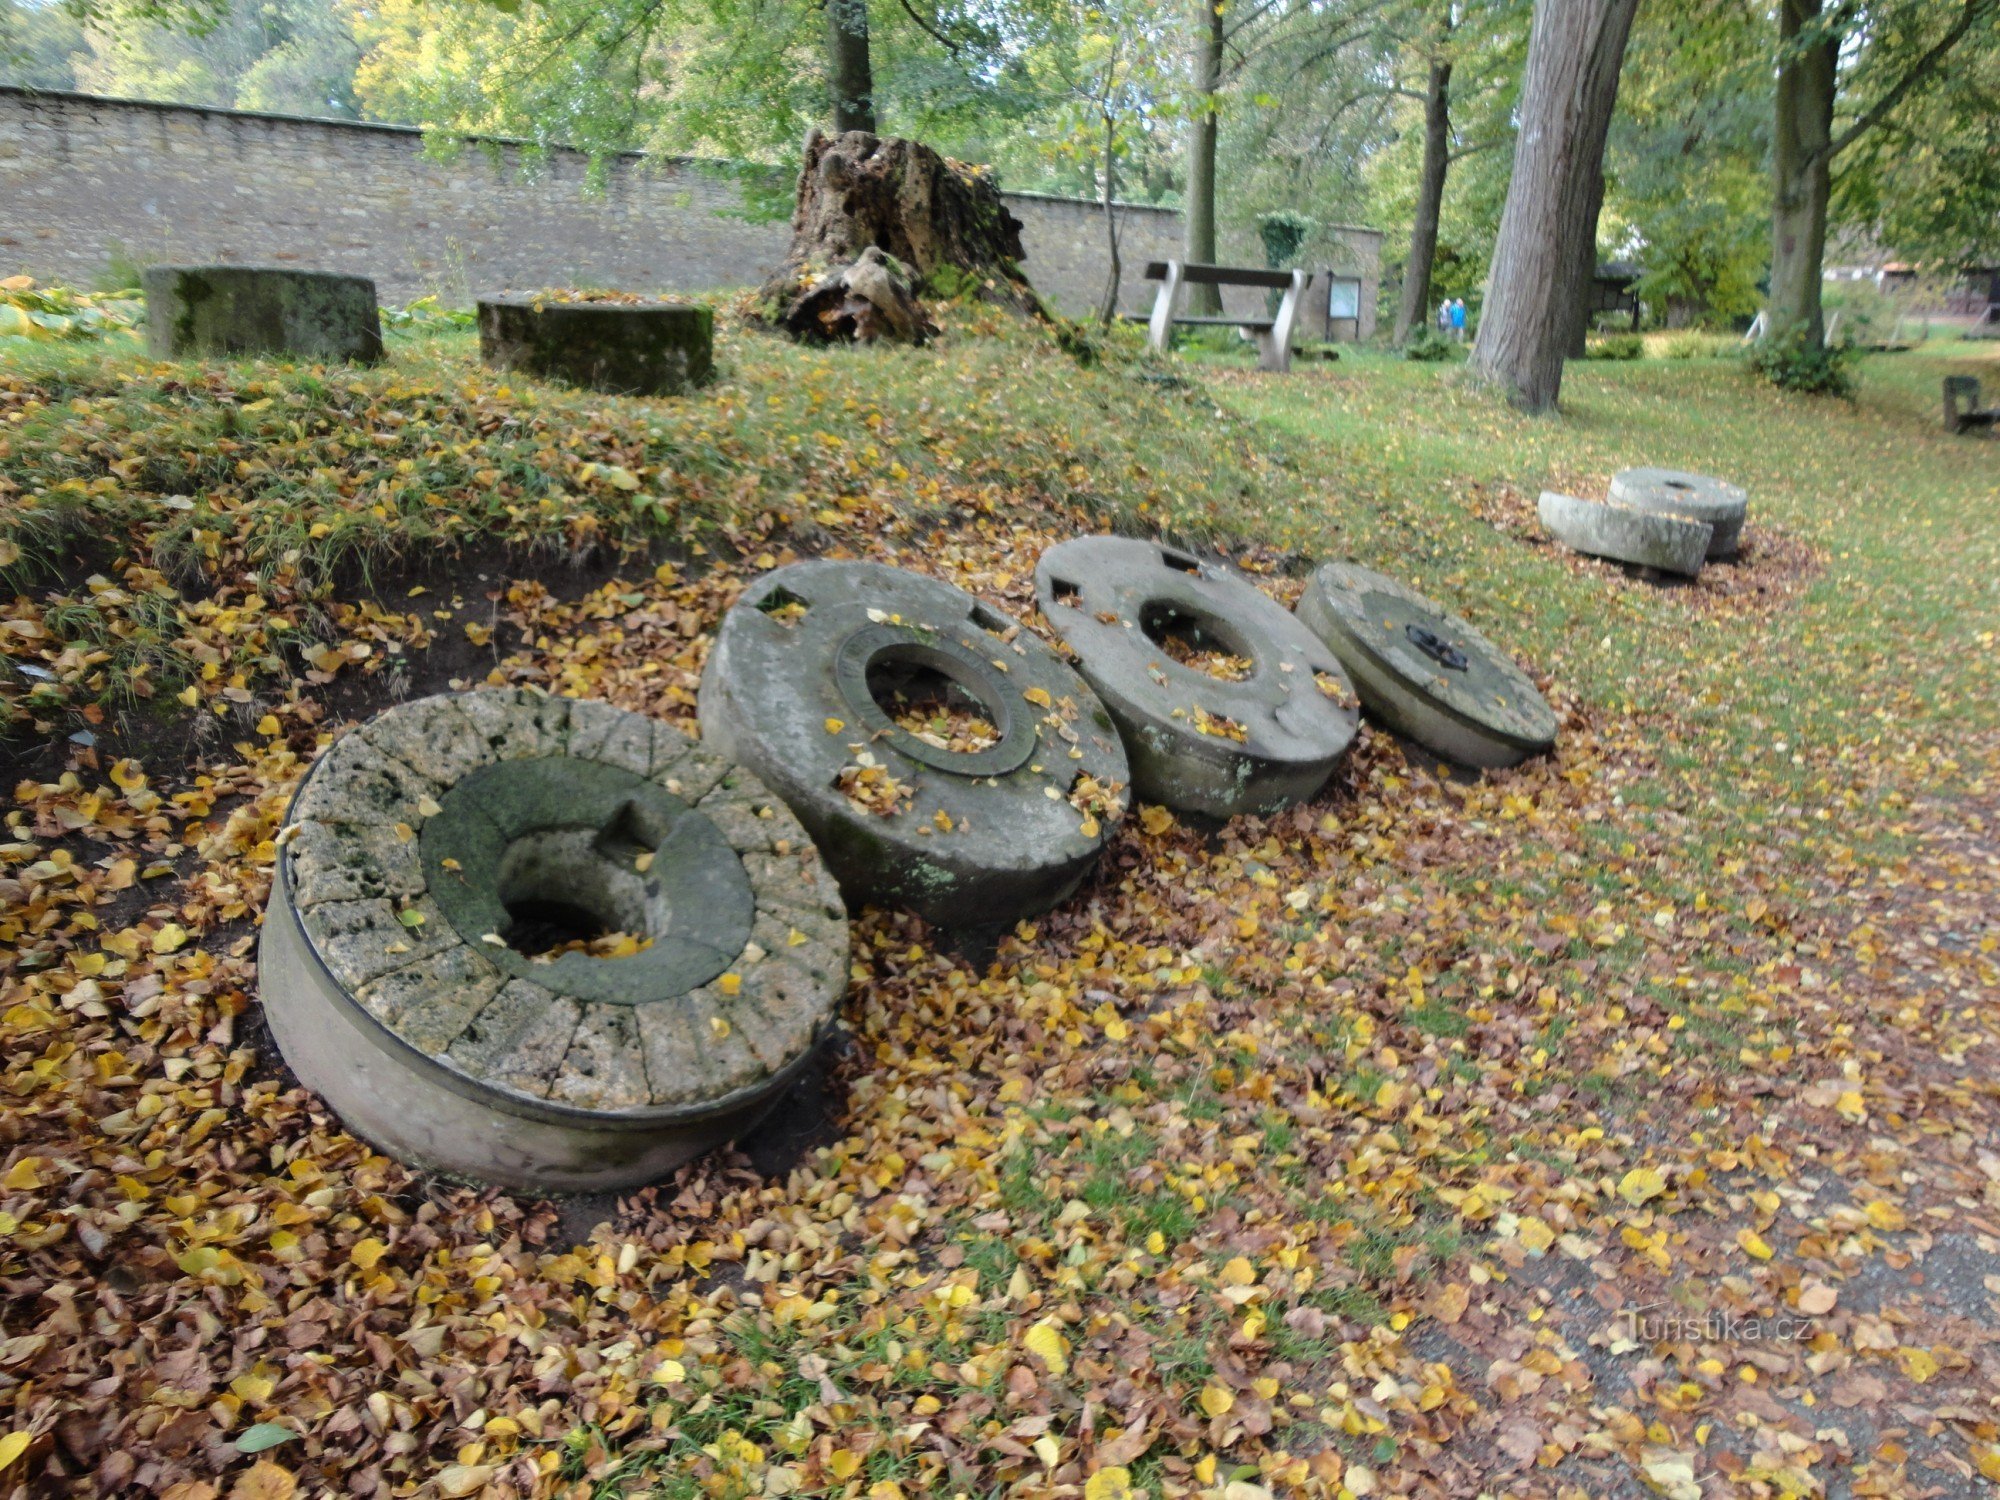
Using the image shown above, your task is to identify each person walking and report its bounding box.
[1437,300,1451,338]
[1449,298,1467,343]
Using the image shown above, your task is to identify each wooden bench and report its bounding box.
[1138,260,1307,373]
[1944,375,2000,434]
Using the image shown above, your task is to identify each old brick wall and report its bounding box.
[0,87,1378,327]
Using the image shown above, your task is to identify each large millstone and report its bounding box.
[259,689,847,1193]
[1538,491,1712,577]
[1294,562,1557,769]
[477,295,715,396]
[1607,468,1747,558]
[143,265,384,363]
[1034,537,1360,817]
[698,562,1129,927]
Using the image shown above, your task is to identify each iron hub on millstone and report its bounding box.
[697,561,1130,927]
[258,689,848,1193]
[1034,536,1359,817]
[1294,562,1557,769]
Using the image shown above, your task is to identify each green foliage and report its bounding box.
[1584,332,1643,360]
[64,0,363,117]
[1660,330,1734,359]
[1256,210,1313,269]
[1747,329,1855,397]
[0,277,143,343]
[379,294,476,331]
[0,0,88,87]
[1401,329,1457,362]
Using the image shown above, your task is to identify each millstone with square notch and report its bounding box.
[1033,536,1360,817]
[697,561,1130,927]
[258,689,847,1193]
[1294,562,1557,769]
[1608,468,1747,558]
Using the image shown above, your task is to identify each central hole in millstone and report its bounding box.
[868,653,1001,753]
[495,823,657,961]
[1140,599,1255,680]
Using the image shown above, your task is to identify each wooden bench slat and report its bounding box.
[1142,260,1296,290]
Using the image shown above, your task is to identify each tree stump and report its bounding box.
[757,131,1040,344]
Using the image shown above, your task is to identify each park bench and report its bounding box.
[1139,260,1307,373]
[1943,375,1999,435]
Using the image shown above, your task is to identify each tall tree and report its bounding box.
[1768,0,1997,349]
[1391,9,1452,343]
[1470,0,1637,412]
[825,0,875,131]
[1184,0,1224,310]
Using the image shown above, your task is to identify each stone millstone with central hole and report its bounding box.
[1608,467,1747,558]
[257,689,847,1193]
[697,561,1129,927]
[477,296,714,396]
[1295,562,1557,769]
[1033,537,1360,817]
[1538,491,1713,577]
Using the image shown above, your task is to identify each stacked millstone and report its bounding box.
[1539,468,1748,578]
[1034,537,1360,818]
[478,293,715,396]
[143,266,384,363]
[1608,468,1747,559]
[1295,562,1557,769]
[259,689,847,1193]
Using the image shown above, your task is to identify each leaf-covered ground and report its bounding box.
[1,313,1997,1500]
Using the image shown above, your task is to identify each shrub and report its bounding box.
[1402,330,1458,362]
[1660,331,1732,360]
[1584,333,1643,360]
[1747,329,1855,397]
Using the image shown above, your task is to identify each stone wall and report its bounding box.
[0,87,1378,330]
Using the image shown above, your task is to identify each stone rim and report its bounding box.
[274,690,848,1127]
[1297,562,1557,753]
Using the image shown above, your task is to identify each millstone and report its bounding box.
[1538,491,1712,578]
[1033,537,1360,817]
[143,265,384,363]
[1607,468,1747,558]
[259,689,847,1193]
[477,295,714,395]
[1294,562,1557,769]
[697,561,1130,927]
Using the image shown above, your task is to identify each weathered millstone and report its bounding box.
[1034,537,1360,817]
[143,265,384,363]
[1294,562,1557,769]
[1538,491,1713,578]
[698,561,1129,927]
[1607,468,1748,558]
[259,689,847,1193]
[477,294,715,396]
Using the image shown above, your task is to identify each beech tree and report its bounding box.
[1469,0,1637,412]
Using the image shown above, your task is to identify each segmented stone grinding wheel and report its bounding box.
[1608,468,1747,558]
[259,689,848,1193]
[1294,562,1557,769]
[1033,536,1360,817]
[698,561,1130,927]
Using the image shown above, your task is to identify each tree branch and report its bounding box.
[1816,0,1996,165]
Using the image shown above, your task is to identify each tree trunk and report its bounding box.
[1393,53,1452,346]
[1565,167,1608,357]
[756,130,1040,342]
[1097,113,1122,326]
[1469,0,1639,412]
[1769,0,1836,347]
[826,0,877,134]
[1184,0,1225,314]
